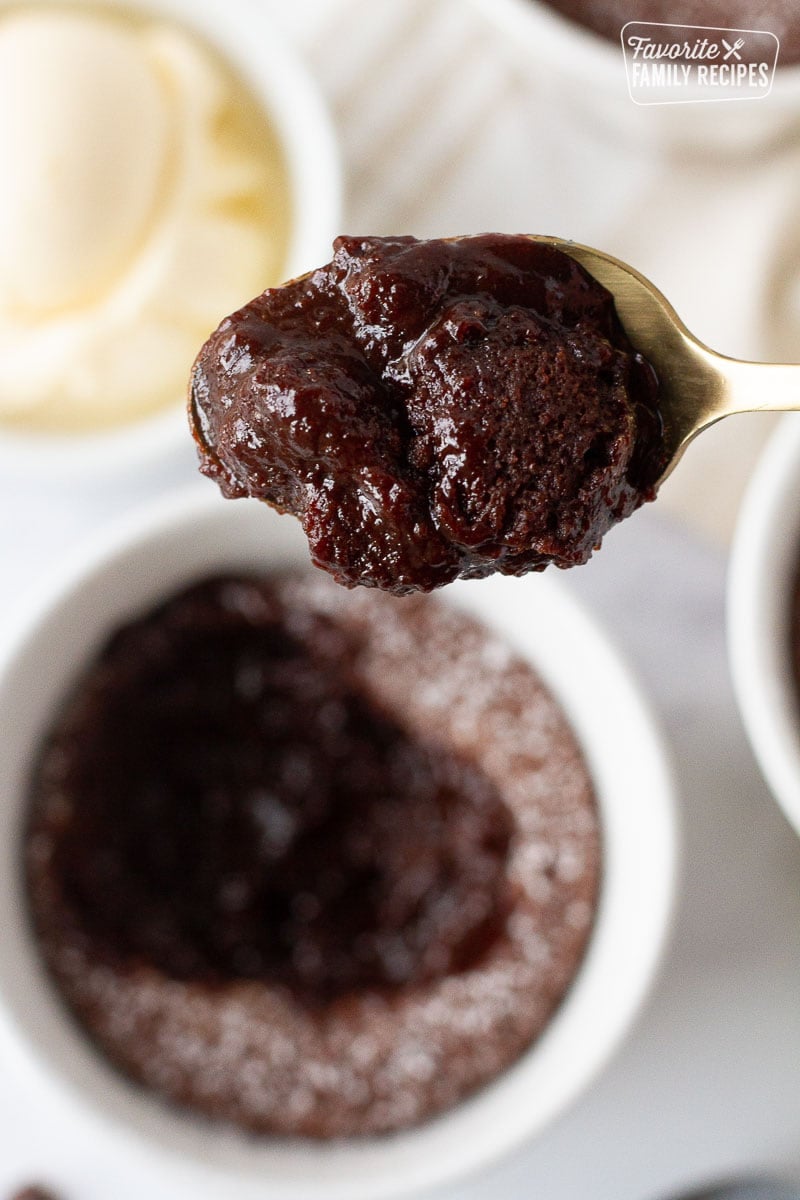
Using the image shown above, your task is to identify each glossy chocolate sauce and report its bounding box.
[190,234,664,594]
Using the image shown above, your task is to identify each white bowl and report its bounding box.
[0,487,677,1199]
[0,0,342,483]
[470,0,800,149]
[728,415,800,837]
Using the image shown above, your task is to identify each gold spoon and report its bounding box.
[530,236,799,485]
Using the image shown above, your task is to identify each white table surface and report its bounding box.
[2,1,800,1196]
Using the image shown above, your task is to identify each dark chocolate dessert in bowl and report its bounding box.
[537,0,800,64]
[0,488,676,1199]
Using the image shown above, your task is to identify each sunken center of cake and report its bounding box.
[26,573,600,1139]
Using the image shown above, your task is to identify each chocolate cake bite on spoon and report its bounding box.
[189,234,665,594]
[190,232,800,595]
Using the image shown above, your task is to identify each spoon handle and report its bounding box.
[719,358,800,419]
[654,348,800,484]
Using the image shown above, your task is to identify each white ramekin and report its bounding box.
[0,0,342,483]
[0,487,676,1198]
[470,0,800,151]
[728,415,800,838]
